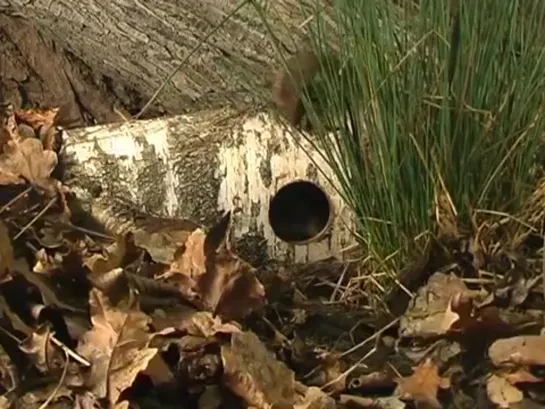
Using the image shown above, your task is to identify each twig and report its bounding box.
[0,325,90,367]
[303,317,401,382]
[38,344,69,409]
[13,197,56,240]
[321,344,376,392]
[49,336,90,368]
[330,263,350,302]
[58,221,114,240]
[340,317,400,358]
[0,186,32,215]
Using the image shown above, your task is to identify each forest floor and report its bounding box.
[1,16,545,409]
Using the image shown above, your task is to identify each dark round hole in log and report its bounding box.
[268,180,332,244]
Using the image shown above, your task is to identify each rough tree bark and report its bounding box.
[1,0,317,118]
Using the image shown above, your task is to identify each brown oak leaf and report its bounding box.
[167,211,266,320]
[0,138,57,188]
[75,289,158,406]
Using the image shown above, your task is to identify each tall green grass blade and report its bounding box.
[252,0,545,287]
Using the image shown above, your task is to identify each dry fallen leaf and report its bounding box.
[14,107,59,130]
[489,335,545,367]
[130,216,199,265]
[19,324,64,374]
[75,289,158,406]
[179,310,242,338]
[0,221,14,284]
[294,386,336,409]
[221,331,296,409]
[395,358,450,409]
[440,291,476,333]
[399,272,469,338]
[167,212,266,320]
[503,369,544,385]
[487,374,524,408]
[83,234,131,275]
[0,345,19,393]
[0,138,57,188]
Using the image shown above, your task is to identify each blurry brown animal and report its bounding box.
[272,48,321,128]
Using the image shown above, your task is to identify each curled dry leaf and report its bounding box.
[221,331,296,409]
[401,272,510,340]
[75,289,158,405]
[0,138,57,188]
[33,248,62,275]
[178,310,242,338]
[14,107,59,130]
[0,221,14,284]
[83,234,131,275]
[167,212,266,320]
[489,335,545,367]
[127,215,199,266]
[399,272,469,338]
[486,374,524,409]
[440,291,476,333]
[502,369,544,385]
[395,358,450,409]
[294,386,336,409]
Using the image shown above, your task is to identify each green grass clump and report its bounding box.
[253,0,545,289]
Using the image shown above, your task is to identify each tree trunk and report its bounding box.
[1,0,315,118]
[63,107,356,265]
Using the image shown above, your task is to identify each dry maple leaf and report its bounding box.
[167,211,266,320]
[395,358,450,409]
[75,289,158,406]
[0,138,57,188]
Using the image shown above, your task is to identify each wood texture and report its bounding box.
[1,0,321,116]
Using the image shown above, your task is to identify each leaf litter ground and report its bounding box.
[0,105,545,409]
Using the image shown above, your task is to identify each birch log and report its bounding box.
[62,108,356,264]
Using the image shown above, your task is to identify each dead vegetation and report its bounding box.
[0,103,544,409]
